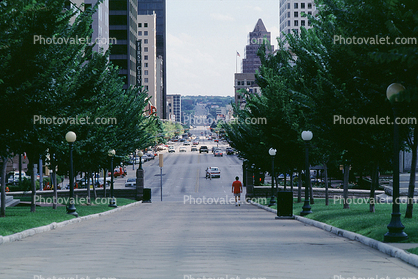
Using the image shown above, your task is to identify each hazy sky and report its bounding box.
[166,0,279,97]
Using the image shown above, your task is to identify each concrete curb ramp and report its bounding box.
[249,200,418,268]
[0,201,142,245]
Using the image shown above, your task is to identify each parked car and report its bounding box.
[226,147,234,155]
[214,149,223,157]
[179,146,187,152]
[125,178,136,187]
[168,146,175,153]
[146,153,155,160]
[206,167,220,179]
[191,146,198,152]
[199,146,209,153]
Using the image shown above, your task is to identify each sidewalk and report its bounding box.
[1,202,418,279]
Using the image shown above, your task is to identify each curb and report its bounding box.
[249,200,418,268]
[0,201,142,246]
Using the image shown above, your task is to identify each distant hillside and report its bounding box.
[181,96,234,114]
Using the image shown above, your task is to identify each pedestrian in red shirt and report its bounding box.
[232,176,243,206]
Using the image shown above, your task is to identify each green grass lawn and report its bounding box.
[0,198,137,236]
[260,197,418,244]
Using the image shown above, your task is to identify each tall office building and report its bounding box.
[109,0,138,89]
[137,13,158,115]
[138,0,167,119]
[85,0,110,54]
[279,0,317,42]
[234,19,274,108]
[166,94,181,123]
[242,19,274,74]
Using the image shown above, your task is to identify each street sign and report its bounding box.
[159,154,163,167]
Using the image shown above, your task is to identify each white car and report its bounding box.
[168,146,175,153]
[206,167,220,179]
[179,146,187,152]
[125,178,136,187]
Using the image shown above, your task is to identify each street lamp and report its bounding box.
[300,130,313,216]
[268,148,277,207]
[138,150,143,170]
[384,83,408,242]
[65,131,78,217]
[108,149,117,207]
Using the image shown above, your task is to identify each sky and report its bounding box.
[166,0,279,97]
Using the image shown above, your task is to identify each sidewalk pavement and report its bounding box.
[1,201,418,279]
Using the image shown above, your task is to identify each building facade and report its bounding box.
[109,0,138,89]
[166,94,181,123]
[234,19,273,108]
[279,0,317,42]
[138,0,167,119]
[137,13,157,115]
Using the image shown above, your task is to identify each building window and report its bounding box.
[247,81,250,86]
[144,47,148,52]
[293,29,299,34]
[294,12,298,17]
[308,20,311,26]
[308,3,312,9]
[301,3,305,8]
[308,11,312,15]
[144,31,148,36]
[144,70,148,75]
[144,63,148,67]
[144,78,148,83]
[287,3,290,9]
[138,31,142,36]
[138,23,142,28]
[144,55,148,60]
[294,3,298,9]
[288,20,290,26]
[294,20,299,26]
[144,23,148,27]
[144,39,148,44]
[301,20,305,26]
[145,85,148,90]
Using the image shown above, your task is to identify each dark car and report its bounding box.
[199,146,209,153]
[226,147,234,155]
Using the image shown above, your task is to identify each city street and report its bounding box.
[115,127,244,203]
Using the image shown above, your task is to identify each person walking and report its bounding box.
[232,176,243,206]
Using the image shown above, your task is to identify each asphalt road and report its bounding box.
[115,127,244,203]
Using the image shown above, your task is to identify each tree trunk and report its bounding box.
[297,170,302,202]
[310,170,314,204]
[370,162,378,213]
[87,172,91,205]
[30,157,37,213]
[290,171,294,193]
[343,164,350,209]
[104,168,107,198]
[323,162,329,206]
[405,126,418,218]
[92,172,97,200]
[1,156,7,217]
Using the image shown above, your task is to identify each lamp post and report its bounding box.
[65,131,78,217]
[300,130,313,216]
[384,83,408,242]
[108,149,117,207]
[268,148,277,207]
[138,150,143,170]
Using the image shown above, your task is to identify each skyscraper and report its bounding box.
[138,0,166,119]
[109,0,138,89]
[234,19,274,107]
[279,0,317,42]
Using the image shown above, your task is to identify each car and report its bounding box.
[206,167,220,179]
[199,146,208,153]
[156,145,167,151]
[193,141,199,145]
[145,153,155,160]
[168,146,175,153]
[226,147,234,155]
[179,146,187,152]
[191,146,198,152]
[125,178,136,187]
[141,155,149,162]
[214,139,219,142]
[214,149,223,157]
[183,141,191,146]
